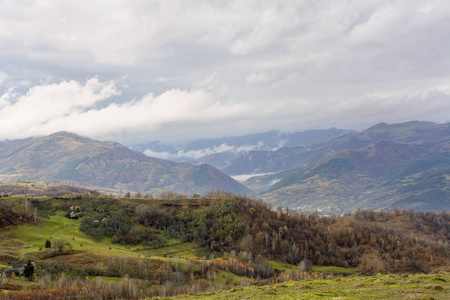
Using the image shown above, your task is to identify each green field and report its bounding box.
[12,212,140,256]
[269,261,353,273]
[312,265,354,273]
[169,273,450,299]
[6,211,202,263]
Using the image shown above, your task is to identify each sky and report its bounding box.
[0,0,449,145]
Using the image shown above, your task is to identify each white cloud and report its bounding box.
[0,78,119,139]
[143,149,172,160]
[0,72,7,85]
[0,87,15,109]
[0,77,250,142]
[246,72,272,85]
[176,144,237,160]
[145,141,275,161]
[154,77,168,83]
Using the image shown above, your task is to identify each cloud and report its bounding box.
[143,149,172,160]
[154,77,168,83]
[0,72,6,85]
[0,77,249,142]
[0,78,119,139]
[0,76,449,144]
[144,141,278,161]
[0,1,449,143]
[246,72,272,85]
[173,143,272,160]
[176,144,237,160]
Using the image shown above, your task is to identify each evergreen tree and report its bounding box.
[23,260,35,281]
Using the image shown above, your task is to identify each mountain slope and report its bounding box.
[260,122,450,214]
[222,146,310,175]
[0,132,251,195]
[314,121,450,153]
[241,122,450,192]
[223,121,449,177]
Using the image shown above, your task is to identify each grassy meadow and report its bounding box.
[170,273,450,300]
[3,209,200,262]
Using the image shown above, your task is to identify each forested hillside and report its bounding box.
[23,194,450,273]
[0,192,448,299]
[0,183,95,197]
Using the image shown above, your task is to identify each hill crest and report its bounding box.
[0,132,251,195]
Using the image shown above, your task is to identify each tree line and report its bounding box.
[74,195,449,273]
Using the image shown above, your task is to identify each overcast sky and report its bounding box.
[0,0,449,144]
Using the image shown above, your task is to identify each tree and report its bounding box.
[23,260,35,281]
[240,234,253,252]
[45,239,51,249]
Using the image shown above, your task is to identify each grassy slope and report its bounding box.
[4,212,200,262]
[170,273,450,299]
[269,261,353,274]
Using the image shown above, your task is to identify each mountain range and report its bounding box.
[257,121,450,214]
[0,132,250,195]
[0,121,448,214]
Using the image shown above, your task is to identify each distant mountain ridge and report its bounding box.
[259,121,450,214]
[0,132,251,195]
[128,128,355,174]
[1,121,448,214]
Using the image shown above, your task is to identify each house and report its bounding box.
[65,211,78,219]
